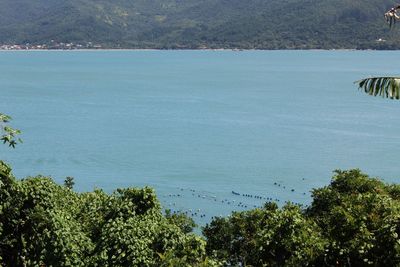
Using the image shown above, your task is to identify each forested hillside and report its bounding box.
[0,0,399,49]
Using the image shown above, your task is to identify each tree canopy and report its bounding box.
[204,169,400,266]
[1,161,399,266]
[0,161,215,267]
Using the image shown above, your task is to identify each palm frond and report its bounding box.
[356,77,400,99]
[385,5,400,28]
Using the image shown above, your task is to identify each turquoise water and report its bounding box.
[1,50,400,224]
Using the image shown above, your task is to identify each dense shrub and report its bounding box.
[307,169,400,266]
[204,202,326,266]
[0,161,208,267]
[204,169,400,266]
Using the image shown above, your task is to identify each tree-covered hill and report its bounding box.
[0,0,400,49]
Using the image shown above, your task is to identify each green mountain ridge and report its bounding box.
[0,0,400,49]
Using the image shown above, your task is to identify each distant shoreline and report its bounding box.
[0,48,393,52]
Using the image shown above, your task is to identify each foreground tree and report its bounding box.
[204,169,400,266]
[0,162,211,267]
[204,203,326,266]
[307,169,400,266]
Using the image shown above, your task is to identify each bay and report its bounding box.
[1,50,399,224]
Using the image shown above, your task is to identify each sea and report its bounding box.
[1,50,400,226]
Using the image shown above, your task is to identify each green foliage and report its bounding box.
[159,246,223,267]
[0,164,90,266]
[0,161,207,267]
[307,169,400,266]
[204,202,326,266]
[90,187,207,266]
[1,154,399,266]
[204,169,400,266]
[384,4,400,28]
[0,0,399,49]
[0,113,21,148]
[64,176,75,189]
[165,209,197,234]
[357,77,400,99]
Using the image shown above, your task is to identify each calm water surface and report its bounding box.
[1,50,400,224]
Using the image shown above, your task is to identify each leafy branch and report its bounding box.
[0,113,22,148]
[356,77,400,99]
[385,5,400,28]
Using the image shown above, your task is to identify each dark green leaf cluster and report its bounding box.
[204,169,400,266]
[0,161,210,267]
[0,113,21,148]
[165,209,197,234]
[357,77,400,99]
[204,203,325,266]
[64,176,75,190]
[307,169,400,266]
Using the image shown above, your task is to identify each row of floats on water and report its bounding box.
[163,183,310,221]
[231,191,280,200]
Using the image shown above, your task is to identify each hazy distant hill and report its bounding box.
[0,0,399,49]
